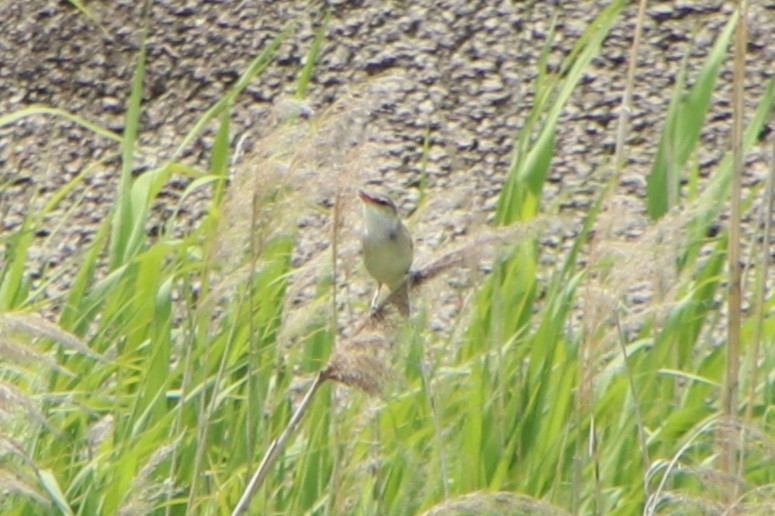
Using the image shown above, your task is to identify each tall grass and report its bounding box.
[1,3,775,515]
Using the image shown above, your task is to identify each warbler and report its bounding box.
[358,190,414,315]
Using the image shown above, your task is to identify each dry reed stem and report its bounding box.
[232,372,327,515]
[721,0,747,498]
[232,329,394,512]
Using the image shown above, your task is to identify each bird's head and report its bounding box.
[358,190,401,235]
[358,190,398,217]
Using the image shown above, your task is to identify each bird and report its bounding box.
[358,189,414,315]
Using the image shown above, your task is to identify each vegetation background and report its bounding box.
[1,0,774,514]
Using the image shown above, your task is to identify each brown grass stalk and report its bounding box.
[231,372,328,515]
[721,0,747,505]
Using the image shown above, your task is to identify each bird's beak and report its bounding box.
[358,190,376,204]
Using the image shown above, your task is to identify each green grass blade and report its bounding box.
[0,216,34,310]
[0,106,123,145]
[171,22,295,161]
[109,21,148,269]
[646,13,737,220]
[496,0,625,224]
[296,12,328,98]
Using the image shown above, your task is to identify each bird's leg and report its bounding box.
[370,283,382,313]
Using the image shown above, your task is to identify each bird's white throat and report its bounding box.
[362,203,400,240]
